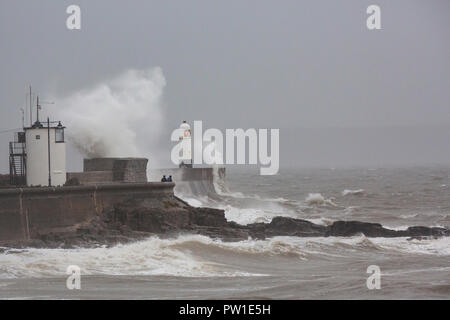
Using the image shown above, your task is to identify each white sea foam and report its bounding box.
[223,205,293,225]
[0,236,265,279]
[304,217,335,226]
[298,235,450,256]
[343,206,362,215]
[183,198,203,208]
[342,189,365,196]
[369,237,450,256]
[384,225,410,231]
[400,214,418,219]
[217,189,290,203]
[1,234,448,280]
[305,193,337,206]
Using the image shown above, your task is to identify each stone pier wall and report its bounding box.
[0,183,174,242]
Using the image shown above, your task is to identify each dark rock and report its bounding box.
[0,194,448,249]
[325,221,401,237]
[249,217,327,238]
[406,226,449,237]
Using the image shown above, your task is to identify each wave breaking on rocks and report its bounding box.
[1,195,448,249]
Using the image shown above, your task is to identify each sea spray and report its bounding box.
[53,68,166,167]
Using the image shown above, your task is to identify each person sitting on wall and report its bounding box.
[167,175,173,182]
[161,175,167,182]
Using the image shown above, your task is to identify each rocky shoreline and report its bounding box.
[1,196,448,249]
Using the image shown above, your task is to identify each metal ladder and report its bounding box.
[9,142,26,186]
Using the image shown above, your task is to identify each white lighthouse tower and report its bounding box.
[179,120,193,168]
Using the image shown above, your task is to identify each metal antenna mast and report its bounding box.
[29,86,33,126]
[47,117,51,187]
[36,96,40,123]
[20,108,25,128]
[35,96,55,124]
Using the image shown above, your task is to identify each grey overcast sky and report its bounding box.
[0,0,449,171]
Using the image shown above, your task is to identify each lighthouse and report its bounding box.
[179,120,193,168]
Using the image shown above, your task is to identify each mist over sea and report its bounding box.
[1,166,449,299]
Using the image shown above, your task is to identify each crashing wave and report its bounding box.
[2,234,448,279]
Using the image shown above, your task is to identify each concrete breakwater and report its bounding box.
[0,183,174,242]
